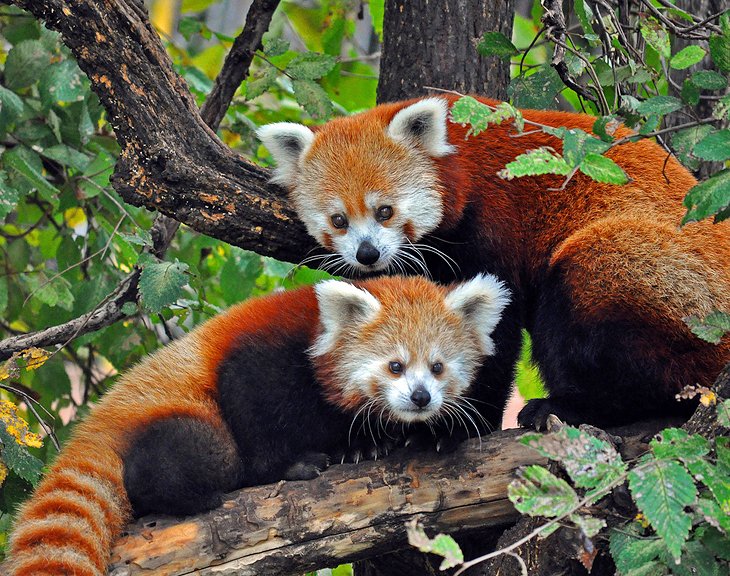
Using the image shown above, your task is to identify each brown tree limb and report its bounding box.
[107,421,670,576]
[12,0,315,263]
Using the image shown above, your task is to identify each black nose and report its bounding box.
[410,386,431,408]
[356,241,380,265]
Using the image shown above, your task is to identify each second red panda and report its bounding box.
[258,95,730,428]
[4,274,509,576]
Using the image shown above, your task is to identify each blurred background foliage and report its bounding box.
[1,0,727,562]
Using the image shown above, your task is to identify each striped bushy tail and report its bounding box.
[5,435,131,576]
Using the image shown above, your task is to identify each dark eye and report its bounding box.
[431,362,443,375]
[389,361,403,374]
[331,214,348,229]
[375,205,393,222]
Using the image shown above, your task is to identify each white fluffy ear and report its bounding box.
[256,122,315,187]
[445,274,511,356]
[311,281,382,356]
[386,98,455,157]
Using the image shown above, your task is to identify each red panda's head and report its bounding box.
[257,98,455,274]
[309,274,510,425]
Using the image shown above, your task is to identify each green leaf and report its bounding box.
[593,116,621,142]
[682,169,730,224]
[635,96,683,116]
[138,254,190,314]
[700,527,730,561]
[717,399,730,428]
[508,465,580,517]
[263,37,290,58]
[709,15,730,73]
[574,0,599,43]
[570,513,606,538]
[406,520,464,570]
[26,273,74,311]
[498,147,571,180]
[477,32,519,59]
[0,427,44,486]
[579,153,629,184]
[686,459,730,513]
[0,85,24,129]
[696,496,730,532]
[0,276,8,315]
[684,311,730,344]
[508,65,564,109]
[628,459,697,562]
[650,428,710,463]
[690,70,729,91]
[121,301,138,316]
[670,46,706,69]
[449,97,520,137]
[4,39,53,90]
[521,426,626,494]
[3,147,60,203]
[681,78,701,106]
[639,16,670,58]
[245,66,278,100]
[609,528,665,575]
[562,129,611,167]
[178,17,204,40]
[292,79,333,119]
[286,52,337,80]
[220,250,262,305]
[693,129,730,162]
[671,125,714,171]
[0,171,21,220]
[41,144,91,171]
[369,0,384,41]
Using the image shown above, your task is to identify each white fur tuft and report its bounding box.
[311,281,382,356]
[445,274,511,356]
[386,98,456,157]
[256,122,315,187]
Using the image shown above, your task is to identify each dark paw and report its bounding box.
[405,429,467,454]
[334,439,398,464]
[284,452,330,480]
[518,398,577,431]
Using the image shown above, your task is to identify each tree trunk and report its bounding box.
[377,0,514,103]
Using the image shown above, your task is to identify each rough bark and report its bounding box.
[376,0,514,103]
[12,0,316,265]
[107,421,669,576]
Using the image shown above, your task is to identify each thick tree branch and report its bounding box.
[12,0,315,263]
[107,423,668,575]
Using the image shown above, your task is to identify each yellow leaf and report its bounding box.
[64,206,87,230]
[21,347,50,371]
[0,399,44,449]
[0,460,8,487]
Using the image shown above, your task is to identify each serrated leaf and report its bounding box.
[0,426,44,486]
[450,97,519,137]
[3,147,60,203]
[286,52,337,80]
[684,311,730,344]
[670,45,707,70]
[5,39,53,90]
[636,96,683,116]
[0,85,24,128]
[508,65,564,109]
[39,59,87,108]
[477,32,519,59]
[263,37,289,57]
[628,459,696,562]
[574,0,598,43]
[693,129,730,162]
[521,426,626,494]
[700,527,730,561]
[624,561,670,576]
[609,528,665,574]
[508,465,580,517]
[41,144,91,171]
[579,153,629,184]
[220,250,262,305]
[406,520,464,570]
[640,16,670,58]
[690,70,728,91]
[138,254,190,314]
[121,301,138,316]
[498,147,571,180]
[697,496,730,532]
[650,428,710,463]
[562,129,611,167]
[686,459,730,514]
[292,79,333,119]
[682,169,730,224]
[26,273,74,311]
[593,116,621,142]
[672,125,714,171]
[245,66,278,100]
[709,26,730,73]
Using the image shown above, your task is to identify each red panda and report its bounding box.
[258,95,730,428]
[4,274,509,576]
